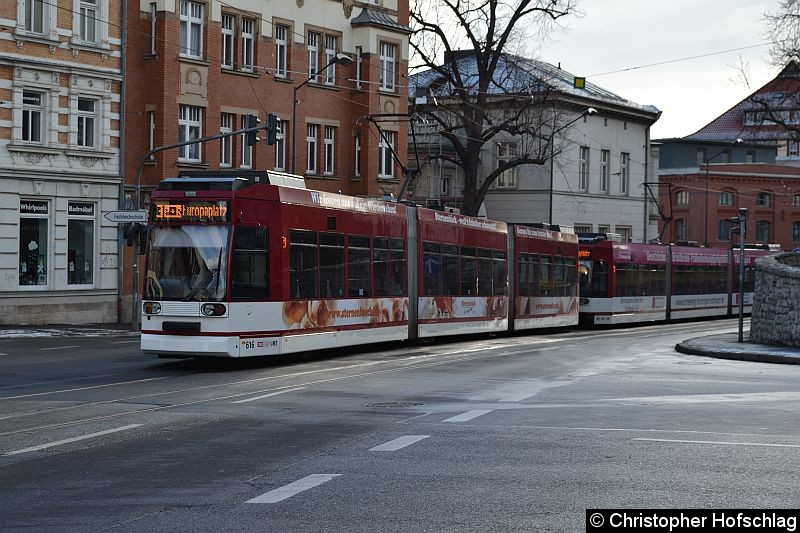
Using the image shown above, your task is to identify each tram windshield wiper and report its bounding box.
[183,268,219,301]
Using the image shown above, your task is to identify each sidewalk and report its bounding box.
[676,332,800,365]
[0,324,139,339]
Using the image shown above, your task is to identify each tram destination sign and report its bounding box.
[151,201,230,223]
[104,210,148,223]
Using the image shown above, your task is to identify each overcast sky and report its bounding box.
[535,0,779,139]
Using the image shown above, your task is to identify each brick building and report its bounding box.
[122,0,410,322]
[0,0,124,324]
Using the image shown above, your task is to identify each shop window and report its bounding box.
[67,202,95,285]
[19,200,49,286]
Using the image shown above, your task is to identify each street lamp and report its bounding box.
[703,138,742,246]
[291,52,353,174]
[549,107,598,225]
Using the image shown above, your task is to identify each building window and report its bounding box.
[578,146,589,191]
[496,142,517,188]
[794,194,800,208]
[619,152,629,195]
[615,226,632,242]
[148,110,155,159]
[718,219,732,241]
[574,224,592,234]
[19,200,49,286]
[240,114,252,168]
[756,191,771,207]
[675,219,688,242]
[324,35,337,85]
[275,25,288,78]
[793,222,800,243]
[22,90,44,144]
[379,42,396,91]
[378,131,395,179]
[25,0,45,33]
[756,220,770,242]
[354,135,361,177]
[79,0,98,43]
[719,190,734,206]
[178,104,201,162]
[600,149,610,193]
[149,3,157,54]
[241,18,255,72]
[675,190,689,206]
[746,150,755,163]
[696,148,706,166]
[179,0,204,58]
[306,123,318,174]
[324,125,335,175]
[67,202,95,286]
[789,141,799,157]
[220,112,233,167]
[597,224,610,234]
[76,97,97,148]
[355,46,363,89]
[274,120,285,171]
[221,14,234,68]
[307,31,319,81]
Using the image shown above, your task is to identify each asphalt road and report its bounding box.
[1,319,798,532]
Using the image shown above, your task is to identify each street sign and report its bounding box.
[104,210,148,223]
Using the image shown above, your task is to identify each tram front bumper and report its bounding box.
[141,333,240,358]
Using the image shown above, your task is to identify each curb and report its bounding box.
[675,341,800,365]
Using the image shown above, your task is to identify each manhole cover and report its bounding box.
[364,402,425,408]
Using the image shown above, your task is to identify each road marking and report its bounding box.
[231,387,306,404]
[110,340,140,345]
[370,435,430,452]
[0,377,169,400]
[605,392,800,405]
[246,474,341,503]
[39,345,80,351]
[635,438,800,448]
[4,424,142,456]
[444,409,493,423]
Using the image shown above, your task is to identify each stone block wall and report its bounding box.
[750,253,800,346]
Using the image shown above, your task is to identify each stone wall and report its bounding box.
[750,253,800,347]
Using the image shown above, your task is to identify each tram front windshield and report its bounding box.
[144,225,229,301]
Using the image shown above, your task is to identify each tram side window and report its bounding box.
[518,254,529,296]
[348,236,371,297]
[320,233,345,298]
[527,254,540,296]
[373,238,390,297]
[390,239,406,296]
[442,244,459,295]
[564,258,577,297]
[493,250,507,296]
[615,264,632,297]
[460,246,476,295]
[592,260,608,297]
[539,255,553,296]
[289,230,318,299]
[231,226,269,300]
[422,241,441,296]
[673,266,692,295]
[477,248,493,295]
[553,257,565,296]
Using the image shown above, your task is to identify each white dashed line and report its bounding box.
[4,424,143,455]
[39,346,80,351]
[370,435,430,452]
[444,409,493,423]
[231,387,306,404]
[246,474,341,503]
[635,438,800,448]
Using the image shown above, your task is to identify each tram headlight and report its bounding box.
[143,301,161,314]
[201,303,227,316]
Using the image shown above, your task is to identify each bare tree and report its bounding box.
[409,0,579,217]
[764,0,800,67]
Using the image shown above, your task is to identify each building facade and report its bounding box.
[121,0,410,322]
[409,54,661,243]
[0,0,124,325]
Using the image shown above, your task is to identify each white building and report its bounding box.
[409,54,661,242]
[0,0,124,324]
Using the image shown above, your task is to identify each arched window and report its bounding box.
[793,194,800,208]
[675,219,688,241]
[675,190,689,206]
[756,192,771,207]
[793,222,800,243]
[718,190,734,206]
[718,219,732,240]
[756,220,770,242]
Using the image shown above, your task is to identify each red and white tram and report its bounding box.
[578,235,773,325]
[140,172,578,358]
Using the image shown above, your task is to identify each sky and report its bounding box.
[534,0,781,139]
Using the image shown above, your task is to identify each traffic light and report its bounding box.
[246,113,260,146]
[729,215,747,240]
[266,113,279,145]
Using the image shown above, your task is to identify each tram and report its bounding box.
[577,234,773,325]
[140,172,579,358]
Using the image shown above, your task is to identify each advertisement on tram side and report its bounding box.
[418,296,508,321]
[282,298,409,329]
